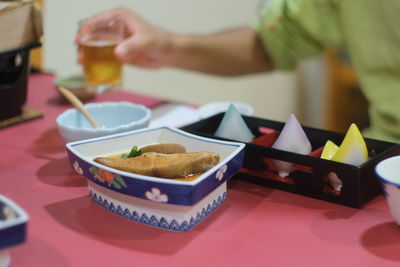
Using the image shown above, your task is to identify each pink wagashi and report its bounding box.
[271,114,312,177]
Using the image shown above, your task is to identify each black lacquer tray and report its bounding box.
[181,113,400,208]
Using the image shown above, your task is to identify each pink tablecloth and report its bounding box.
[1,73,399,267]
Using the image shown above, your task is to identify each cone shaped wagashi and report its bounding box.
[214,104,255,142]
[271,114,312,177]
[321,140,342,191]
[321,124,368,191]
[330,123,368,166]
[321,140,339,160]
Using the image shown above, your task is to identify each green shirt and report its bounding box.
[256,0,400,143]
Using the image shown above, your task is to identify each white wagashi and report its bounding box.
[271,114,312,177]
[214,104,254,142]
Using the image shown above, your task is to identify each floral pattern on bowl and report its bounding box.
[89,165,128,190]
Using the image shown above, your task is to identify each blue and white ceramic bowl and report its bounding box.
[0,195,28,250]
[56,101,151,143]
[66,126,245,231]
[0,194,29,265]
[375,155,400,225]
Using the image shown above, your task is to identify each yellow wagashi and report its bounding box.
[321,140,339,160]
[330,123,368,166]
[321,124,368,191]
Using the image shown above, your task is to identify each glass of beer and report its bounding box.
[80,19,124,93]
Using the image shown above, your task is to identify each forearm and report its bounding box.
[167,27,274,76]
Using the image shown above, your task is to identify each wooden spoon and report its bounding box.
[58,87,100,128]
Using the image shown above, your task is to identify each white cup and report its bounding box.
[375,155,400,225]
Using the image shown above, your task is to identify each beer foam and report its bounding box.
[81,37,119,47]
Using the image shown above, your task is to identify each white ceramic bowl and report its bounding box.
[66,126,245,231]
[375,155,400,225]
[56,101,151,143]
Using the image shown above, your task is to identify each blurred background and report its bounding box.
[31,0,369,133]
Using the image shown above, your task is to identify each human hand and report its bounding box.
[76,7,176,69]
[76,8,273,75]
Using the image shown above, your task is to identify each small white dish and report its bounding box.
[54,74,95,102]
[375,156,400,225]
[66,126,245,231]
[197,101,254,119]
[56,101,151,143]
